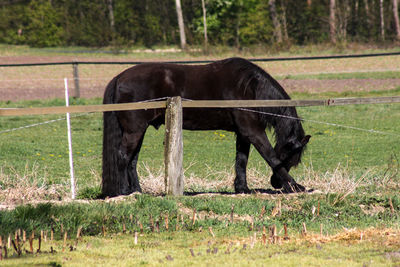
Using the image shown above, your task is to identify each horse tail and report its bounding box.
[102,76,122,197]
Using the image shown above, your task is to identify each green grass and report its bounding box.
[0,193,399,243]
[1,230,399,266]
[1,89,399,193]
[0,193,399,266]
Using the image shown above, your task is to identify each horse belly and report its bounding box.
[182,108,235,131]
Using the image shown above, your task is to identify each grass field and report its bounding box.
[1,228,400,266]
[1,89,399,197]
[0,45,400,265]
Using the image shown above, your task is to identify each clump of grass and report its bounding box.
[138,161,400,197]
[0,163,66,207]
[301,164,370,195]
[1,160,398,208]
[138,162,272,195]
[301,163,399,195]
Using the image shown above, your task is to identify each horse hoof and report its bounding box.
[270,174,283,189]
[282,182,306,193]
[295,183,306,192]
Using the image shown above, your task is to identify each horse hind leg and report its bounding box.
[234,134,251,193]
[128,134,145,193]
[118,130,146,195]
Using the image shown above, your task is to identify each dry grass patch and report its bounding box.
[301,163,399,195]
[138,162,271,195]
[139,162,399,196]
[1,161,398,209]
[297,227,400,249]
[0,164,66,207]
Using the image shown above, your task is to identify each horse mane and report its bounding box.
[222,57,306,153]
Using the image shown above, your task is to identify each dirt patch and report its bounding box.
[0,55,162,64]
[1,55,399,102]
[280,78,400,94]
[1,79,399,102]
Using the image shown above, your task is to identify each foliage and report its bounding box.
[25,0,65,47]
[0,0,400,48]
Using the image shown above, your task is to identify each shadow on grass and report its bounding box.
[184,188,314,196]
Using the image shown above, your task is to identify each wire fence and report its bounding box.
[1,51,400,100]
[2,51,400,67]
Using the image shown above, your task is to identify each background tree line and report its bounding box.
[0,0,399,48]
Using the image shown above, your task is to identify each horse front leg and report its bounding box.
[234,134,251,193]
[238,127,306,193]
[272,168,305,193]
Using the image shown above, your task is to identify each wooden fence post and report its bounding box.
[164,96,184,195]
[72,63,80,98]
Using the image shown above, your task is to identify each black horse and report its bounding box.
[102,57,311,197]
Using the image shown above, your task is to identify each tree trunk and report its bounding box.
[393,0,400,40]
[175,0,186,50]
[340,0,350,41]
[281,4,289,42]
[201,0,208,51]
[235,3,242,49]
[364,0,374,38]
[380,0,385,41]
[364,0,371,26]
[107,0,115,32]
[329,0,336,44]
[269,0,282,43]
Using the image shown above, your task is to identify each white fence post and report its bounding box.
[164,96,184,195]
[64,78,76,199]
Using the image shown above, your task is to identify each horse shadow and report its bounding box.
[184,188,314,196]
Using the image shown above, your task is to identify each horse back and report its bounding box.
[114,59,260,103]
[111,58,285,131]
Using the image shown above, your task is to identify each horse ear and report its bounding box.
[301,135,311,146]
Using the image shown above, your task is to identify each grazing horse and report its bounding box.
[102,57,311,197]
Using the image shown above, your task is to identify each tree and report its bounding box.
[201,0,208,52]
[107,0,115,33]
[25,0,64,47]
[380,0,385,40]
[268,0,282,43]
[175,0,186,49]
[393,0,400,40]
[281,3,289,42]
[329,0,336,44]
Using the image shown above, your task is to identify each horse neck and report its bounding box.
[251,68,304,143]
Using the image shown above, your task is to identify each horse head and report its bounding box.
[275,135,311,169]
[271,135,311,189]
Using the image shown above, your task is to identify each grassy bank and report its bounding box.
[1,228,400,266]
[0,192,399,266]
